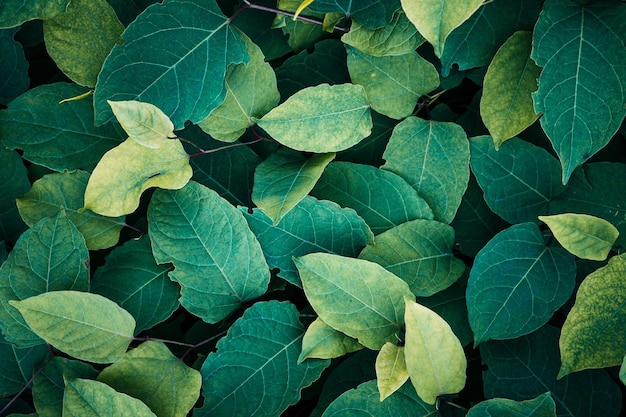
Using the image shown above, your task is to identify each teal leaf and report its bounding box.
[336,111,396,167]
[196,301,329,417]
[0,212,90,347]
[0,82,126,172]
[469,136,566,224]
[148,181,269,323]
[0,0,70,29]
[0,28,29,104]
[467,223,576,345]
[382,117,470,224]
[312,161,433,234]
[91,236,179,334]
[0,147,29,243]
[532,0,626,183]
[0,337,49,397]
[308,0,400,29]
[243,196,373,287]
[466,392,556,417]
[94,0,249,129]
[359,219,465,296]
[252,148,335,225]
[232,5,291,61]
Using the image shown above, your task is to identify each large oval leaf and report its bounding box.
[63,378,155,417]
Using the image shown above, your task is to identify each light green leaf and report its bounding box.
[256,83,372,153]
[404,298,466,405]
[197,29,280,142]
[298,317,363,364]
[94,0,249,128]
[108,100,174,149]
[243,196,373,287]
[252,148,335,225]
[467,392,556,417]
[539,214,618,261]
[42,0,123,88]
[295,253,414,350]
[400,0,484,57]
[83,137,192,217]
[312,161,434,234]
[0,212,89,347]
[558,254,626,378]
[308,0,400,29]
[0,338,49,397]
[16,171,125,250]
[196,301,329,417]
[148,181,269,323]
[63,378,156,417]
[0,0,69,29]
[376,343,409,402]
[346,46,439,119]
[382,117,470,224]
[10,291,135,363]
[481,31,541,148]
[0,146,29,243]
[359,219,465,296]
[532,0,626,183]
[97,341,201,417]
[341,10,425,56]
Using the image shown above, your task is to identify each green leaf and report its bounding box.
[42,0,123,88]
[298,317,363,363]
[0,82,126,172]
[0,147,29,243]
[336,111,396,166]
[312,161,433,234]
[532,0,626,183]
[376,343,409,401]
[16,171,125,250]
[400,0,484,57]
[256,83,372,153]
[346,46,439,119]
[108,100,175,149]
[0,28,29,104]
[620,356,626,386]
[0,0,70,29]
[469,136,566,224]
[63,378,156,417]
[252,148,335,225]
[232,5,291,61]
[83,137,192,217]
[295,253,414,350]
[359,219,465,296]
[243,196,373,287]
[382,117,470,224]
[197,29,280,142]
[94,0,249,129]
[0,337,49,397]
[10,291,135,363]
[341,10,425,56]
[148,181,269,323]
[196,301,329,417]
[404,298,466,405]
[91,236,179,334]
[97,341,201,417]
[308,0,400,29]
[481,31,541,148]
[0,212,90,347]
[466,392,557,417]
[558,254,626,377]
[467,223,576,345]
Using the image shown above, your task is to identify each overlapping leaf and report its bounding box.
[308,0,400,29]
[299,317,363,363]
[375,343,408,401]
[0,28,28,104]
[466,392,556,417]
[0,338,49,397]
[0,147,29,243]
[0,0,69,29]
[108,100,175,149]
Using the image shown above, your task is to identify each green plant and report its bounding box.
[0,0,625,415]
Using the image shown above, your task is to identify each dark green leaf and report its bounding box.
[0,28,28,104]
[309,0,400,28]
[0,146,29,243]
[233,5,291,61]
[336,111,396,166]
[0,336,49,397]
[466,392,556,417]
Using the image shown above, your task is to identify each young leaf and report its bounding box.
[0,147,29,242]
[0,0,70,29]
[376,343,409,402]
[481,31,541,148]
[63,378,156,417]
[196,301,329,417]
[539,214,619,261]
[466,392,556,417]
[148,181,270,323]
[0,338,49,397]
[298,317,363,363]
[404,298,466,405]
[252,148,335,225]
[97,341,201,417]
[83,137,192,217]
[294,253,414,350]
[255,83,372,153]
[382,117,470,224]
[532,0,626,183]
[10,291,135,363]
[308,0,400,29]
[0,28,29,104]
[108,100,175,149]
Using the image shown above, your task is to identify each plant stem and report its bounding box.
[187,136,267,158]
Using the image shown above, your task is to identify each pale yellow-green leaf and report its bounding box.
[295,0,315,19]
[376,342,409,402]
[404,297,466,405]
[298,317,363,364]
[539,213,618,261]
[481,31,541,149]
[84,137,192,217]
[620,355,626,386]
[401,0,484,57]
[108,100,175,149]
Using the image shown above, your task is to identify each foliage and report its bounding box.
[0,0,625,416]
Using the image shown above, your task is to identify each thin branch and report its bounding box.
[187,136,267,158]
